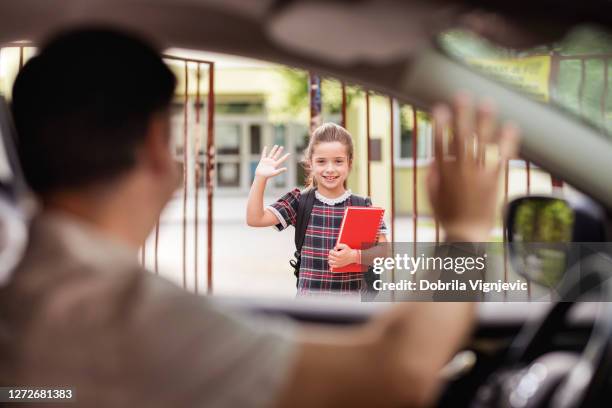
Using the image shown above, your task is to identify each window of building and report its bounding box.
[395,103,433,166]
[248,123,266,185]
[216,123,241,187]
[216,101,265,115]
[249,124,262,154]
[218,162,241,187]
[216,123,241,155]
[271,124,288,188]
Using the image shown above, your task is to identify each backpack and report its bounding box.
[289,188,378,291]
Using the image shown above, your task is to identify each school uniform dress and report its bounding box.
[267,189,387,295]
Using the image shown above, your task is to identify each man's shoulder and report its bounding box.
[6,212,154,324]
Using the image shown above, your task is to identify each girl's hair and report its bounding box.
[303,123,354,188]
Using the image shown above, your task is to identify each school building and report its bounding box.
[0,46,555,223]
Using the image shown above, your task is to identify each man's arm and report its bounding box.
[276,302,474,408]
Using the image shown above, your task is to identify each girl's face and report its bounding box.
[310,141,351,194]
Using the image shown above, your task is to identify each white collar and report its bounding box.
[315,189,352,205]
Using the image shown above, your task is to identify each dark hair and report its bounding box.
[11,28,176,194]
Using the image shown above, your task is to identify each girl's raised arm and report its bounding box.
[246,145,290,227]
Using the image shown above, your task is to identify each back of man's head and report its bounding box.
[11,28,176,195]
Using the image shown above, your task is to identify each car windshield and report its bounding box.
[438,25,612,140]
[0,23,603,302]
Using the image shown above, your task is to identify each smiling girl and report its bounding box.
[246,123,387,295]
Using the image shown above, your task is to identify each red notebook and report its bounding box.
[331,206,385,273]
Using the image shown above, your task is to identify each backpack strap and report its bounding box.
[295,188,316,251]
[350,194,368,207]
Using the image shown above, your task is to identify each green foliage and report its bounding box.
[556,26,612,55]
[278,67,364,117]
[321,79,362,114]
[439,27,612,136]
[280,68,309,116]
[439,30,515,59]
[513,199,575,288]
[514,199,574,242]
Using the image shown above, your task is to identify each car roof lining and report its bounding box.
[3,0,612,210]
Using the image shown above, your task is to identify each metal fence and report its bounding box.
[3,44,604,298]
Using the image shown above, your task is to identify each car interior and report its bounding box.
[2,0,612,406]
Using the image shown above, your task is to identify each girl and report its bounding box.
[246,123,387,295]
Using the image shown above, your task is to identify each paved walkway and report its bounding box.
[143,194,503,299]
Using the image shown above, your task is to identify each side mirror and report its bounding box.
[505,195,606,288]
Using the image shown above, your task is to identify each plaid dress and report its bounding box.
[267,188,387,295]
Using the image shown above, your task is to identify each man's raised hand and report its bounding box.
[255,145,291,179]
[427,94,520,242]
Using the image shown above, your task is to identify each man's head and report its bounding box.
[11,28,180,244]
[11,27,177,199]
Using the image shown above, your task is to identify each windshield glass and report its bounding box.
[438,26,612,138]
[0,31,586,302]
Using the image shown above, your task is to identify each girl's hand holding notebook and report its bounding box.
[328,243,359,270]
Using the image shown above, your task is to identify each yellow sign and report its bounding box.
[467,56,551,102]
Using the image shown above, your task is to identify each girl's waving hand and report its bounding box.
[255,145,291,178]
[247,145,292,228]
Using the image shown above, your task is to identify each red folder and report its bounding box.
[331,206,385,273]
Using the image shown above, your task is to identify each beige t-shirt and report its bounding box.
[0,212,296,407]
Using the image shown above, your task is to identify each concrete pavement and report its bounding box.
[142,194,504,299]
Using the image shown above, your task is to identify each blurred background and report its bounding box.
[2,36,587,298]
